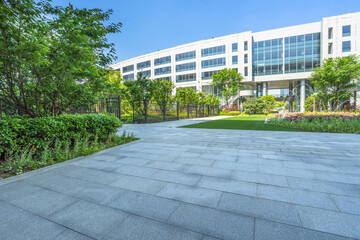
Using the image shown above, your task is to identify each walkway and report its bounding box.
[1,116,360,240]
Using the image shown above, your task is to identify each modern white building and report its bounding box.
[110,12,360,111]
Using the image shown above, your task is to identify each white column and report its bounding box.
[262,82,267,96]
[300,80,306,112]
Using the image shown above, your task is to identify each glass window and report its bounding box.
[244,41,248,51]
[138,70,151,77]
[232,43,238,52]
[244,67,248,76]
[342,41,351,52]
[154,56,171,66]
[176,51,196,62]
[154,66,171,76]
[176,62,196,72]
[122,65,134,73]
[232,56,238,65]
[137,60,151,70]
[201,45,225,57]
[155,76,171,81]
[202,70,219,80]
[328,43,333,54]
[176,73,196,83]
[328,27,333,39]
[201,57,226,69]
[123,73,134,80]
[342,25,351,37]
[244,54,248,64]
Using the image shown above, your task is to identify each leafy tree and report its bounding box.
[243,97,267,114]
[175,88,198,104]
[206,94,221,106]
[103,71,123,96]
[212,68,244,106]
[304,93,329,112]
[152,79,175,119]
[311,55,360,111]
[0,0,122,117]
[259,95,276,110]
[197,92,207,105]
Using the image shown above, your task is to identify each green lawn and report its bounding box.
[180,116,304,132]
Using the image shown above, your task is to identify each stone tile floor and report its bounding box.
[0,116,360,239]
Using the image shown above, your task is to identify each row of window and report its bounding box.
[328,25,351,39]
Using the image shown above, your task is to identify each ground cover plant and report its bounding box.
[268,112,360,133]
[180,116,303,131]
[0,114,137,177]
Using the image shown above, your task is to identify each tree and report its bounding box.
[212,68,243,106]
[152,79,175,120]
[310,55,360,111]
[103,71,123,96]
[0,0,122,117]
[259,95,276,111]
[243,97,267,114]
[206,94,221,106]
[175,87,198,104]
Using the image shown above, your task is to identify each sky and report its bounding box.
[52,0,360,63]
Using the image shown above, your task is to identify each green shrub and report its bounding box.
[0,114,122,159]
[220,111,241,116]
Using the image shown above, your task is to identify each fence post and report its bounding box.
[207,105,210,117]
[144,99,148,124]
[163,100,166,122]
[187,103,190,119]
[177,102,179,120]
[118,96,121,120]
[132,101,135,123]
[203,104,205,117]
[195,104,198,118]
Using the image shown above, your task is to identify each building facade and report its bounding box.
[110,12,360,111]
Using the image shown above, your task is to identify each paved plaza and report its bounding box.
[1,116,360,240]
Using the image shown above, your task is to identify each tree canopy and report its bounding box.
[212,68,243,106]
[0,0,122,117]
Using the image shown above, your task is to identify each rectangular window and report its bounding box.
[328,43,333,54]
[342,41,351,52]
[244,54,248,64]
[122,65,134,73]
[176,73,196,83]
[154,56,171,66]
[232,56,238,65]
[328,27,333,39]
[176,62,196,72]
[244,67,248,76]
[138,70,151,77]
[155,76,171,81]
[244,41,248,51]
[154,66,171,76]
[201,70,219,80]
[232,43,238,52]
[176,50,196,62]
[123,73,134,80]
[201,57,226,69]
[137,60,151,70]
[201,45,225,57]
[342,25,351,37]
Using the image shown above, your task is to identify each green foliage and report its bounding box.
[206,94,221,106]
[103,71,123,96]
[242,97,267,114]
[219,111,241,116]
[0,0,122,117]
[212,68,244,106]
[259,95,276,110]
[152,79,176,115]
[175,88,198,103]
[311,55,360,110]
[0,114,122,159]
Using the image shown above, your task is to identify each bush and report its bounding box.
[0,114,122,159]
[243,97,267,114]
[220,111,241,116]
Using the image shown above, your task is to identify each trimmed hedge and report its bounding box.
[0,114,122,158]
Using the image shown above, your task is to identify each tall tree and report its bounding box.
[152,79,175,120]
[212,68,243,106]
[311,55,360,111]
[0,0,122,117]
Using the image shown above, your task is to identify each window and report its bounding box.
[328,27,333,39]
[232,43,238,52]
[154,66,171,75]
[201,57,226,69]
[342,41,351,52]
[122,65,134,73]
[253,37,283,76]
[137,60,151,70]
[176,62,196,72]
[176,73,196,83]
[138,70,151,78]
[123,73,134,80]
[201,45,225,57]
[232,56,238,65]
[244,67,248,76]
[155,76,171,81]
[244,41,248,51]
[176,51,196,62]
[244,54,248,64]
[342,25,351,37]
[154,56,171,66]
[201,70,219,80]
[328,43,333,54]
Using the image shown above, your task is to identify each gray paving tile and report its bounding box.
[107,191,180,221]
[174,156,214,166]
[297,205,360,239]
[330,194,360,215]
[258,165,316,179]
[231,170,289,187]
[0,180,42,202]
[49,200,128,239]
[114,164,158,177]
[254,218,352,240]
[257,184,338,210]
[169,203,254,240]
[90,154,124,162]
[212,161,258,172]
[103,214,202,240]
[218,193,302,226]
[157,183,222,208]
[197,176,257,196]
[0,200,65,240]
[111,175,166,194]
[184,165,232,178]
[54,229,94,240]
[149,169,201,186]
[315,172,360,185]
[145,160,187,171]
[114,156,150,166]
[199,153,237,162]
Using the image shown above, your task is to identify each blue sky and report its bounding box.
[52,0,360,63]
